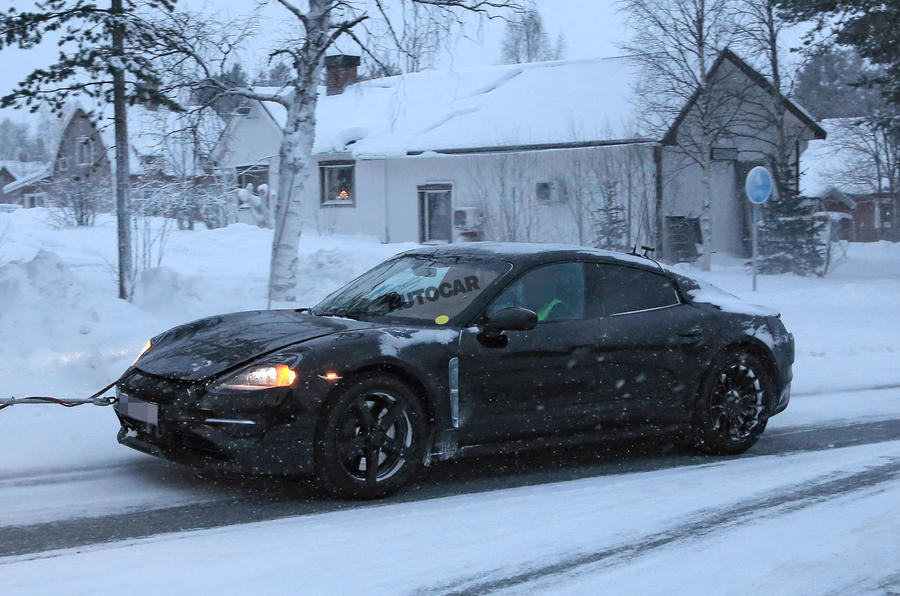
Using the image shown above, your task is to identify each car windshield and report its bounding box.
[312,255,510,324]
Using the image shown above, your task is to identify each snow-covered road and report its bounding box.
[2,385,900,535]
[2,385,900,595]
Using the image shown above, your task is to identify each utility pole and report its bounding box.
[111,0,132,300]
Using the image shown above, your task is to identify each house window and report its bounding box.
[879,201,893,230]
[320,161,355,206]
[711,147,738,161]
[76,137,93,165]
[56,156,69,172]
[237,165,269,193]
[536,180,565,204]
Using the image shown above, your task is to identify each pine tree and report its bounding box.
[758,183,825,275]
[792,47,887,119]
[0,0,179,300]
[777,0,900,109]
[592,182,627,251]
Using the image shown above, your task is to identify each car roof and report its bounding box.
[401,242,670,273]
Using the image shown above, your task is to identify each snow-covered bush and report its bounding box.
[45,175,113,227]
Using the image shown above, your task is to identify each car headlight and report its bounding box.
[132,340,152,366]
[214,364,297,391]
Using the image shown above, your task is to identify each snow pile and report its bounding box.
[0,250,136,388]
[132,267,206,314]
[0,208,409,475]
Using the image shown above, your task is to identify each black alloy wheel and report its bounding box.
[694,352,772,455]
[316,374,426,499]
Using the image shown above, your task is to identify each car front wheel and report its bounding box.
[315,373,427,499]
[694,352,773,455]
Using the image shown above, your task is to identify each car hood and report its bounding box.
[134,310,375,381]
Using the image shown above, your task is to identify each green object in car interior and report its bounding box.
[537,298,564,321]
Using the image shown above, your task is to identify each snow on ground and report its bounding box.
[673,242,900,396]
[0,208,415,476]
[1,209,899,594]
[3,440,899,595]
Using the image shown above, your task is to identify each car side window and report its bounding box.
[587,263,679,316]
[487,262,586,322]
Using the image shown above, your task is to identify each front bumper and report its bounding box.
[114,380,319,475]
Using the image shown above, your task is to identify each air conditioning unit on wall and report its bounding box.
[453,206,483,232]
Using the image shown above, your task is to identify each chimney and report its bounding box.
[325,54,361,95]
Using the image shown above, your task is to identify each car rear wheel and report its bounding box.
[315,374,427,499]
[694,352,772,455]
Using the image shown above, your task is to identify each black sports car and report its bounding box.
[115,243,793,498]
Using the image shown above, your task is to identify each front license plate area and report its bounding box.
[117,392,159,427]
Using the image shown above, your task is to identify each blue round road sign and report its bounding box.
[745,166,773,204]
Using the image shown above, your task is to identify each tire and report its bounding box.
[315,373,427,499]
[693,351,773,455]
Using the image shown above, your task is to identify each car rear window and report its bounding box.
[587,263,680,316]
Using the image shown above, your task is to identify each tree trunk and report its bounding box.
[112,0,132,300]
[700,153,713,272]
[267,0,329,303]
[268,92,319,302]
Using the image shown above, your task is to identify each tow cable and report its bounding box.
[0,380,119,411]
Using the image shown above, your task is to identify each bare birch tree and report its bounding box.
[364,1,462,73]
[469,153,539,242]
[157,0,522,302]
[499,8,565,64]
[825,117,900,238]
[620,0,742,270]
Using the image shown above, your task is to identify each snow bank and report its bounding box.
[132,267,206,313]
[0,208,410,475]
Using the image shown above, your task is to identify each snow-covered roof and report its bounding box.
[800,118,885,198]
[0,160,48,181]
[1,104,86,194]
[2,162,52,194]
[257,58,648,158]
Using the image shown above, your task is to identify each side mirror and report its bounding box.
[483,306,538,335]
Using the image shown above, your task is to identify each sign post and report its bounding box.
[745,166,774,291]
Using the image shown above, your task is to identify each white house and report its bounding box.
[210,51,825,261]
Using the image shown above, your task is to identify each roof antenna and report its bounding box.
[630,206,647,256]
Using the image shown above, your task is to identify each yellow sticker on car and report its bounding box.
[435,315,450,325]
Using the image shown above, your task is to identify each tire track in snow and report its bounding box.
[428,458,900,596]
[2,419,900,559]
[792,382,900,397]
